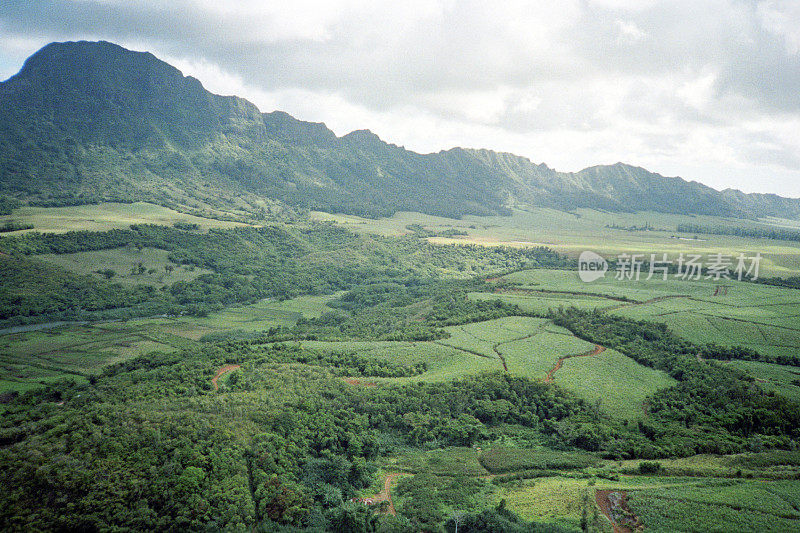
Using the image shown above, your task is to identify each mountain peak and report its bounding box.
[11,40,181,85]
[343,129,380,141]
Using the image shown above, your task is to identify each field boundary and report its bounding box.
[544,343,606,383]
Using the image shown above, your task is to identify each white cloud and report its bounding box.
[616,19,648,43]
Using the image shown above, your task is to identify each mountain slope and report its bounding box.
[1,40,799,219]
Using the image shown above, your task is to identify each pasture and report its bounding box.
[312,206,800,277]
[0,201,249,234]
[40,247,213,287]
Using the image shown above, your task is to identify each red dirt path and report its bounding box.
[352,472,405,515]
[211,364,240,391]
[378,473,404,515]
[343,377,376,387]
[544,344,605,383]
[595,490,641,533]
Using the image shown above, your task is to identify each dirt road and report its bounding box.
[544,344,605,383]
[211,364,240,391]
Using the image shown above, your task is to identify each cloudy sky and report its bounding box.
[2,0,800,196]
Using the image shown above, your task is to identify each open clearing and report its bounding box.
[0,202,249,234]
[40,247,213,287]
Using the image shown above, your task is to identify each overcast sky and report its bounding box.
[2,0,800,196]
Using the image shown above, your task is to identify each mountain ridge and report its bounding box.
[1,40,798,220]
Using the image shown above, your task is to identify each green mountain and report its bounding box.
[1,40,798,219]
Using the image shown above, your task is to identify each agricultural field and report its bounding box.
[626,479,800,532]
[478,447,600,474]
[497,476,602,531]
[553,349,676,420]
[0,293,342,394]
[190,292,345,333]
[394,447,489,477]
[300,340,494,383]
[725,360,800,403]
[0,201,249,234]
[479,268,800,364]
[3,204,800,531]
[0,323,176,394]
[312,206,800,277]
[496,327,591,379]
[301,316,675,420]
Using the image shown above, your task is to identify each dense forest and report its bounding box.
[677,222,800,242]
[3,301,799,530]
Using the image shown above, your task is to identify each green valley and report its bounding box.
[1,40,800,533]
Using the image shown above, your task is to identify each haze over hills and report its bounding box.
[1,40,798,220]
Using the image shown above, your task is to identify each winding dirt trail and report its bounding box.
[602,294,691,312]
[544,344,605,383]
[211,364,240,391]
[379,473,404,515]
[353,472,405,515]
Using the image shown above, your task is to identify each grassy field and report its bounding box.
[498,476,602,531]
[40,247,213,287]
[0,202,250,234]
[483,268,800,363]
[554,349,676,420]
[312,206,800,277]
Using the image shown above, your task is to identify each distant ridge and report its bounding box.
[1,40,799,219]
